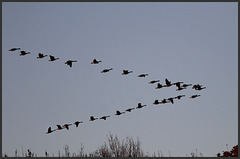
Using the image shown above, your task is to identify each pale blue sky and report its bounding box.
[2,2,238,157]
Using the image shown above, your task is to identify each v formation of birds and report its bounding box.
[8,48,206,134]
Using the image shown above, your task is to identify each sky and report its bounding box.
[2,2,238,157]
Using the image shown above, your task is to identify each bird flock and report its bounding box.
[8,47,206,134]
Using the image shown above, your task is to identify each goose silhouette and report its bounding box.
[149,80,160,84]
[181,84,192,88]
[136,103,146,109]
[19,51,30,56]
[153,100,160,105]
[65,60,77,67]
[125,108,135,112]
[63,124,72,130]
[101,68,113,73]
[49,55,59,61]
[74,121,83,127]
[56,125,64,130]
[37,53,47,59]
[155,83,164,89]
[115,110,125,115]
[190,94,201,98]
[138,74,148,77]
[89,116,98,121]
[192,84,206,90]
[46,127,56,134]
[91,59,102,64]
[174,95,185,100]
[167,97,174,104]
[100,115,110,120]
[164,78,172,87]
[160,98,169,104]
[9,48,21,51]
[122,70,133,75]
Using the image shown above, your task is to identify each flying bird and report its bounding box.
[138,74,148,77]
[9,48,21,51]
[165,78,172,87]
[153,100,160,105]
[160,98,169,104]
[101,68,113,73]
[125,108,135,112]
[167,97,174,104]
[136,103,147,109]
[91,59,102,64]
[149,80,160,84]
[74,121,83,127]
[100,115,110,120]
[46,127,56,134]
[65,60,77,67]
[190,94,201,99]
[155,83,164,89]
[89,116,98,121]
[122,70,133,75]
[49,55,59,61]
[56,125,64,130]
[37,53,47,59]
[63,124,72,130]
[174,95,185,100]
[115,110,125,115]
[19,51,30,56]
[181,84,192,88]
[192,84,206,90]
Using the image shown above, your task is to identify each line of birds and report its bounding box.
[8,47,206,134]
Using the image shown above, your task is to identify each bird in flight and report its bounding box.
[174,95,185,100]
[122,70,133,75]
[100,115,110,120]
[149,80,160,84]
[192,84,206,90]
[164,78,172,87]
[167,97,174,104]
[138,74,148,77]
[65,60,77,67]
[37,53,47,59]
[125,108,135,112]
[115,110,125,115]
[160,98,169,104]
[155,83,164,89]
[9,48,21,51]
[175,82,186,91]
[74,121,83,127]
[56,125,64,130]
[19,51,30,56]
[181,84,192,88]
[91,59,102,64]
[190,94,201,99]
[136,103,147,109]
[101,68,113,73]
[49,55,59,61]
[89,116,98,121]
[46,127,56,134]
[63,124,72,130]
[153,100,160,105]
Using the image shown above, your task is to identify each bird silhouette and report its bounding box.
[19,51,30,56]
[155,83,164,89]
[174,95,185,100]
[192,84,206,90]
[153,100,160,105]
[49,55,59,61]
[164,78,172,87]
[115,110,125,115]
[65,60,77,67]
[125,108,135,112]
[37,53,47,59]
[74,121,83,127]
[63,124,72,130]
[9,48,21,51]
[149,80,160,84]
[167,97,174,104]
[138,74,148,77]
[136,103,147,109]
[91,59,102,64]
[190,94,201,98]
[101,68,113,73]
[89,116,98,121]
[46,127,56,134]
[56,125,64,130]
[122,70,133,75]
[160,98,169,104]
[181,84,192,88]
[100,115,110,120]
